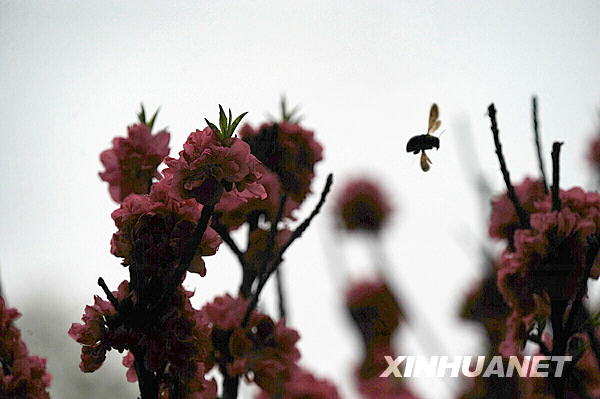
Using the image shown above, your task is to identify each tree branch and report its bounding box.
[488,104,530,229]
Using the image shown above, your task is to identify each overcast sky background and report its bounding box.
[1,1,600,398]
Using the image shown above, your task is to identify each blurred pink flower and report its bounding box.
[240,121,323,203]
[489,177,546,240]
[335,178,393,232]
[255,367,341,399]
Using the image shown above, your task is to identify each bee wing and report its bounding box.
[428,103,440,134]
[420,151,432,172]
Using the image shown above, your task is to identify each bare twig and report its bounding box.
[97,277,119,309]
[532,96,549,193]
[242,174,333,326]
[488,104,530,229]
[211,219,248,270]
[551,142,563,212]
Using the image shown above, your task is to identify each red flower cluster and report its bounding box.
[586,129,600,169]
[493,186,600,355]
[100,123,170,202]
[357,378,421,399]
[255,367,341,399]
[346,278,403,354]
[164,127,266,206]
[202,294,301,393]
[335,178,393,233]
[459,264,512,353]
[240,121,323,204]
[69,282,217,398]
[1,297,51,399]
[489,177,546,241]
[111,178,221,277]
[215,164,300,229]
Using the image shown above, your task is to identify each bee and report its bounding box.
[406,103,442,172]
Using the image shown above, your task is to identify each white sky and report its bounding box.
[1,1,599,398]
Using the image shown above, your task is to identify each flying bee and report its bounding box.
[406,103,442,172]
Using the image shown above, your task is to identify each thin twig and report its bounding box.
[97,277,119,309]
[551,142,563,212]
[275,267,287,320]
[242,174,333,326]
[488,104,530,229]
[532,96,549,193]
[528,333,552,357]
[211,219,248,270]
[263,194,288,275]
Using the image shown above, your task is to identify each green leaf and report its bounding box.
[138,103,147,125]
[218,105,228,137]
[280,96,287,121]
[228,108,233,131]
[229,112,248,136]
[205,118,221,138]
[147,107,160,132]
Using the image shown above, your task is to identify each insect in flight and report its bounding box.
[405,103,442,172]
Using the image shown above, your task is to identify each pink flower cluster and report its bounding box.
[69,282,217,398]
[489,177,546,241]
[489,180,600,355]
[164,127,266,206]
[255,367,341,399]
[215,164,300,229]
[335,178,393,233]
[100,123,170,203]
[345,278,419,398]
[111,178,222,277]
[240,121,323,203]
[202,294,301,394]
[1,297,51,399]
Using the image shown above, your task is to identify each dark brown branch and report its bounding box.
[487,104,530,229]
[528,333,552,357]
[211,219,248,270]
[152,204,215,313]
[263,194,288,275]
[532,96,549,193]
[551,142,563,212]
[97,277,119,309]
[275,267,287,320]
[242,173,333,326]
[278,174,333,256]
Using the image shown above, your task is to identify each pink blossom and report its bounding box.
[335,178,393,232]
[240,121,323,203]
[255,367,341,399]
[70,284,216,398]
[164,127,266,205]
[1,297,51,398]
[202,294,301,394]
[99,123,170,202]
[215,164,300,229]
[495,186,600,356]
[586,131,600,168]
[110,177,222,277]
[346,277,403,348]
[489,177,546,240]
